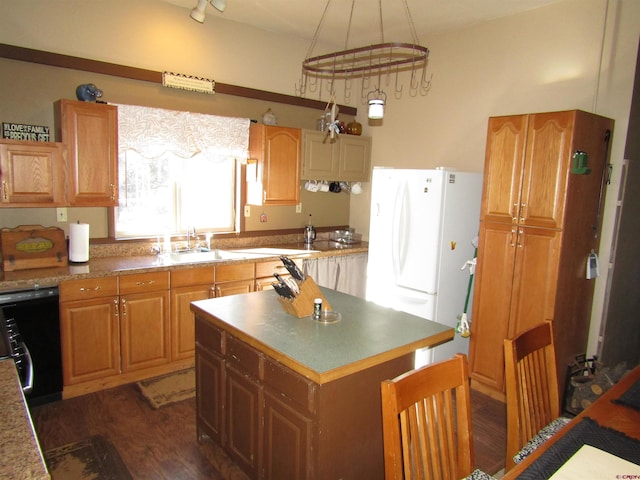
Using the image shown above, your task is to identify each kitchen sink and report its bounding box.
[168,249,254,263]
[228,247,318,256]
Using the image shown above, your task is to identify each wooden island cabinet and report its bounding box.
[192,288,453,479]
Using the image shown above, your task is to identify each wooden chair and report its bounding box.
[380,353,493,480]
[504,322,571,471]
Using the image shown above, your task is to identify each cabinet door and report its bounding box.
[301,130,337,180]
[60,296,120,385]
[480,115,527,224]
[196,344,225,444]
[248,124,300,205]
[507,226,561,337]
[337,135,371,181]
[56,99,118,206]
[520,111,573,229]
[469,222,561,391]
[171,284,213,360]
[0,140,65,206]
[215,279,254,297]
[263,390,313,480]
[468,222,516,391]
[226,365,261,477]
[120,290,171,372]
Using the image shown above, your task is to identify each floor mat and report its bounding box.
[137,368,195,409]
[45,435,132,480]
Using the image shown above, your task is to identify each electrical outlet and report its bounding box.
[56,208,68,222]
[296,202,302,213]
[244,205,251,217]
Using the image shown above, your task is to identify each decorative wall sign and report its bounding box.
[2,122,50,141]
[162,72,215,94]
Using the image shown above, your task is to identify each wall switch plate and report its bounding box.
[56,207,68,222]
[296,202,302,213]
[244,205,250,217]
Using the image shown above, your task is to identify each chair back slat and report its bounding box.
[381,354,475,480]
[504,322,560,471]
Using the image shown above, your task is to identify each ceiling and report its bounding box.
[161,0,565,50]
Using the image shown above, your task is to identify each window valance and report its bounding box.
[117,103,250,161]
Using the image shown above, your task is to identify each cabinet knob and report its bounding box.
[2,181,7,200]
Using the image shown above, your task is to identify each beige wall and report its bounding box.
[1,0,639,355]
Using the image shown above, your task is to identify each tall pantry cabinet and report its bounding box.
[468,110,614,400]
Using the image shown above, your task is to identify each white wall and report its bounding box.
[1,0,638,356]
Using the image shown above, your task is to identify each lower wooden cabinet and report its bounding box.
[214,263,255,297]
[196,317,314,480]
[171,267,215,361]
[59,276,120,386]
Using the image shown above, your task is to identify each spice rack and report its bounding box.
[277,276,332,318]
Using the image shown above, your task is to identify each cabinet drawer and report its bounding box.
[59,276,118,302]
[255,259,294,278]
[227,335,261,379]
[195,316,224,355]
[119,271,169,294]
[216,262,255,282]
[171,266,214,288]
[264,358,316,414]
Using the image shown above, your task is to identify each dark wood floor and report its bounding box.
[31,383,506,479]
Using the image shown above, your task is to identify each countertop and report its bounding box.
[0,240,368,292]
[0,359,50,479]
[191,287,454,384]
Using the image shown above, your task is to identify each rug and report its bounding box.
[44,435,132,480]
[137,368,196,409]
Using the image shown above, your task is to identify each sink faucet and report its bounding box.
[186,226,196,250]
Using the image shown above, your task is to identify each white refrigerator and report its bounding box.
[365,167,483,366]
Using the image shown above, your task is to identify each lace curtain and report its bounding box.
[117,103,250,161]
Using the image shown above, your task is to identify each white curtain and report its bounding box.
[303,253,369,298]
[117,103,250,161]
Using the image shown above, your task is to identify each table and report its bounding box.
[503,364,640,479]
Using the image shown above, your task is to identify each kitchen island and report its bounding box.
[191,287,454,479]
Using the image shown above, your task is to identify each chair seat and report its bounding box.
[513,416,572,464]
[464,468,496,479]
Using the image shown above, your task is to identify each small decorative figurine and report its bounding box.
[75,84,104,102]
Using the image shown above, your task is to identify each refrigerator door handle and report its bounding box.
[391,183,409,279]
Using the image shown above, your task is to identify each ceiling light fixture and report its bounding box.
[296,0,431,120]
[190,0,226,23]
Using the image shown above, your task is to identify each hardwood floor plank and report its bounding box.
[31,381,506,478]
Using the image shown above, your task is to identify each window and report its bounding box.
[115,104,249,239]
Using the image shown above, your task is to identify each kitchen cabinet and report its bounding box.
[301,130,371,181]
[469,110,614,400]
[54,99,118,206]
[0,139,65,206]
[59,276,120,386]
[196,317,314,480]
[171,267,215,361]
[247,124,300,206]
[119,271,171,372]
[214,262,255,297]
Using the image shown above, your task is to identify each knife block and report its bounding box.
[277,276,332,318]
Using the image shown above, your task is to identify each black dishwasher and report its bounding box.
[0,286,62,406]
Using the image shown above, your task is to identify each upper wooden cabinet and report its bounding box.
[301,130,371,181]
[54,99,118,206]
[247,124,300,206]
[0,139,65,206]
[480,112,576,229]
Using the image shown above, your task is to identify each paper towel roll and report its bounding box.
[69,222,90,262]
